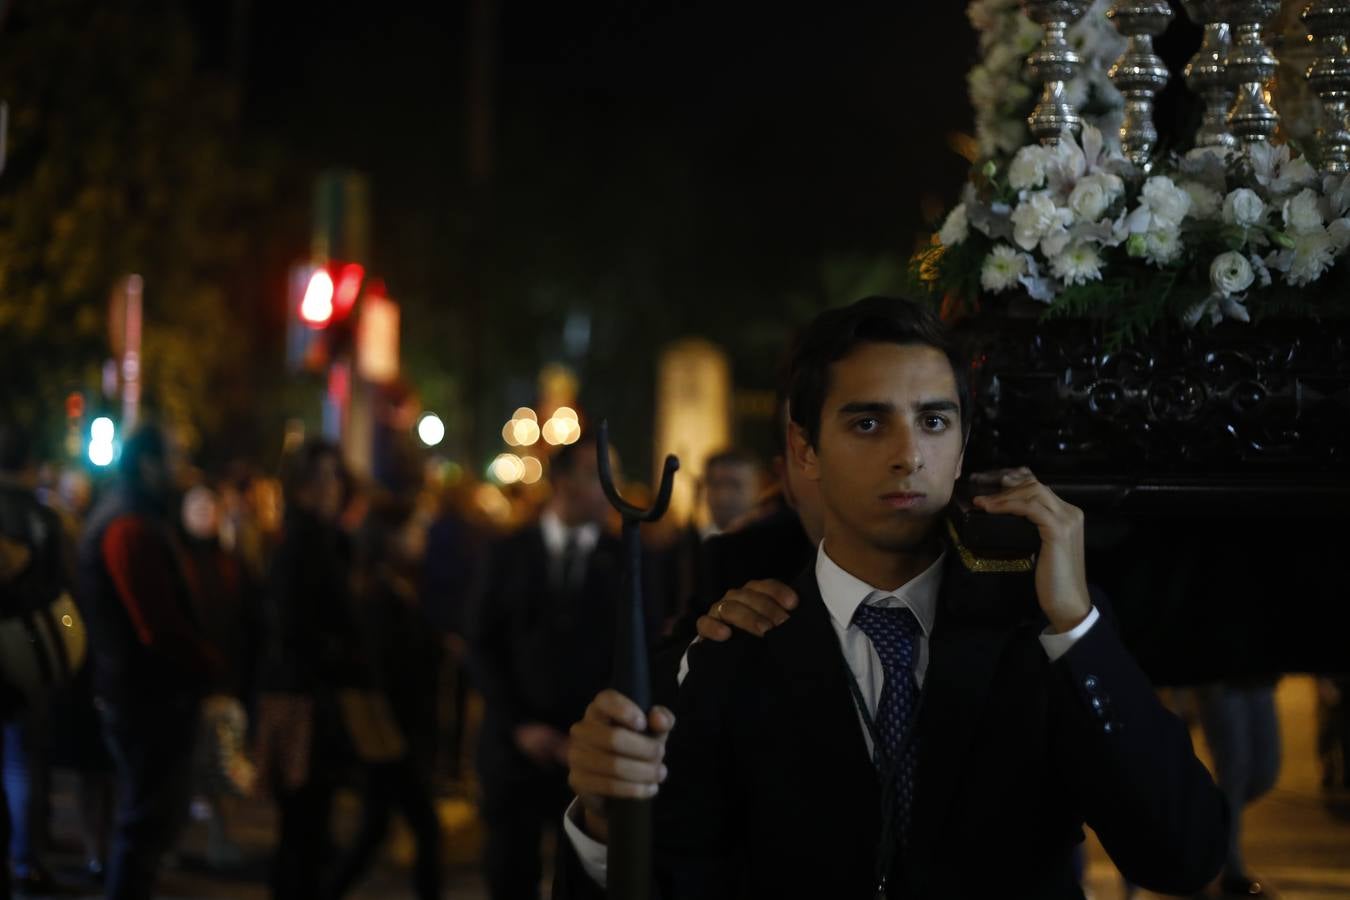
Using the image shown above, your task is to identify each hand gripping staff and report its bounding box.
[595,420,678,900]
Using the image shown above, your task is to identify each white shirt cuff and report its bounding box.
[562,797,609,887]
[676,636,701,686]
[1038,605,1100,662]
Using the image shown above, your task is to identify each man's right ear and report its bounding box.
[786,422,821,483]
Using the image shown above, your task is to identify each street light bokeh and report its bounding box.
[417,412,445,447]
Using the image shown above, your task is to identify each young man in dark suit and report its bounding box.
[468,436,629,900]
[556,296,1228,899]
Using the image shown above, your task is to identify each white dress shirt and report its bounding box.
[539,509,600,588]
[563,541,1100,887]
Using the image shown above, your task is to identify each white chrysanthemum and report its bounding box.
[1009,145,1050,192]
[1069,172,1125,222]
[1181,181,1223,221]
[1222,188,1266,228]
[1281,188,1325,235]
[1209,251,1255,297]
[938,204,970,246]
[1010,191,1073,252]
[1144,227,1184,266]
[1049,242,1105,286]
[1284,229,1338,286]
[981,244,1029,293]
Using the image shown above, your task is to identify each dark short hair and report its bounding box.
[786,296,971,447]
[119,425,168,487]
[704,448,761,475]
[548,435,599,483]
[280,438,349,510]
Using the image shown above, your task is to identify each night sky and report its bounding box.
[200,2,979,462]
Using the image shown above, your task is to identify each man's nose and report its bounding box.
[888,427,923,473]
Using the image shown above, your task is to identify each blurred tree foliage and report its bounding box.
[0,0,275,458]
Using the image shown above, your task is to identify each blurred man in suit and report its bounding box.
[469,436,629,900]
[556,297,1228,899]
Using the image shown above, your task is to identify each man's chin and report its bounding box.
[868,517,941,554]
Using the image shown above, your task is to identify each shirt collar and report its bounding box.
[540,508,600,557]
[814,540,943,638]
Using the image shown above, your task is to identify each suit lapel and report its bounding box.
[907,553,1031,869]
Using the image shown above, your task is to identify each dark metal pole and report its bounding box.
[596,420,678,900]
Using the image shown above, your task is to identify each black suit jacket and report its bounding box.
[470,524,627,781]
[558,550,1227,899]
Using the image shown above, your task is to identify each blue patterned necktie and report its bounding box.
[852,603,922,842]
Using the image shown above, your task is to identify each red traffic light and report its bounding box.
[299,270,335,328]
[333,263,365,320]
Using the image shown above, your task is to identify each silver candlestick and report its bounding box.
[1221,0,1282,144]
[1182,1,1239,149]
[1304,1,1350,173]
[1022,0,1093,144]
[1107,2,1175,167]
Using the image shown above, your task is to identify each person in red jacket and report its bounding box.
[77,425,222,900]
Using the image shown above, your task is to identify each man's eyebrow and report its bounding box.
[836,399,961,416]
[836,401,894,416]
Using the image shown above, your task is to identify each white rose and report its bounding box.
[1282,188,1325,235]
[981,244,1029,293]
[1009,145,1049,192]
[1222,188,1266,228]
[1141,176,1192,228]
[938,204,970,246]
[1209,251,1255,297]
[1010,191,1072,252]
[1068,172,1124,222]
[1181,181,1223,221]
[1049,242,1105,286]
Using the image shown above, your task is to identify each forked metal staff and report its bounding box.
[595,420,678,900]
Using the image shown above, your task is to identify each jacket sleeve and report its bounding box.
[552,635,753,900]
[1047,589,1228,895]
[102,517,220,681]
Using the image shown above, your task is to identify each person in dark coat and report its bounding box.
[78,426,223,900]
[555,297,1228,899]
[468,436,629,900]
[0,422,75,898]
[325,498,443,900]
[254,439,358,900]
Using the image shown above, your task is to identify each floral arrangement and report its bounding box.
[967,0,1125,159]
[913,123,1350,340]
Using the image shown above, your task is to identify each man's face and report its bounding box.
[794,342,965,556]
[704,461,760,531]
[556,443,615,527]
[182,486,220,540]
